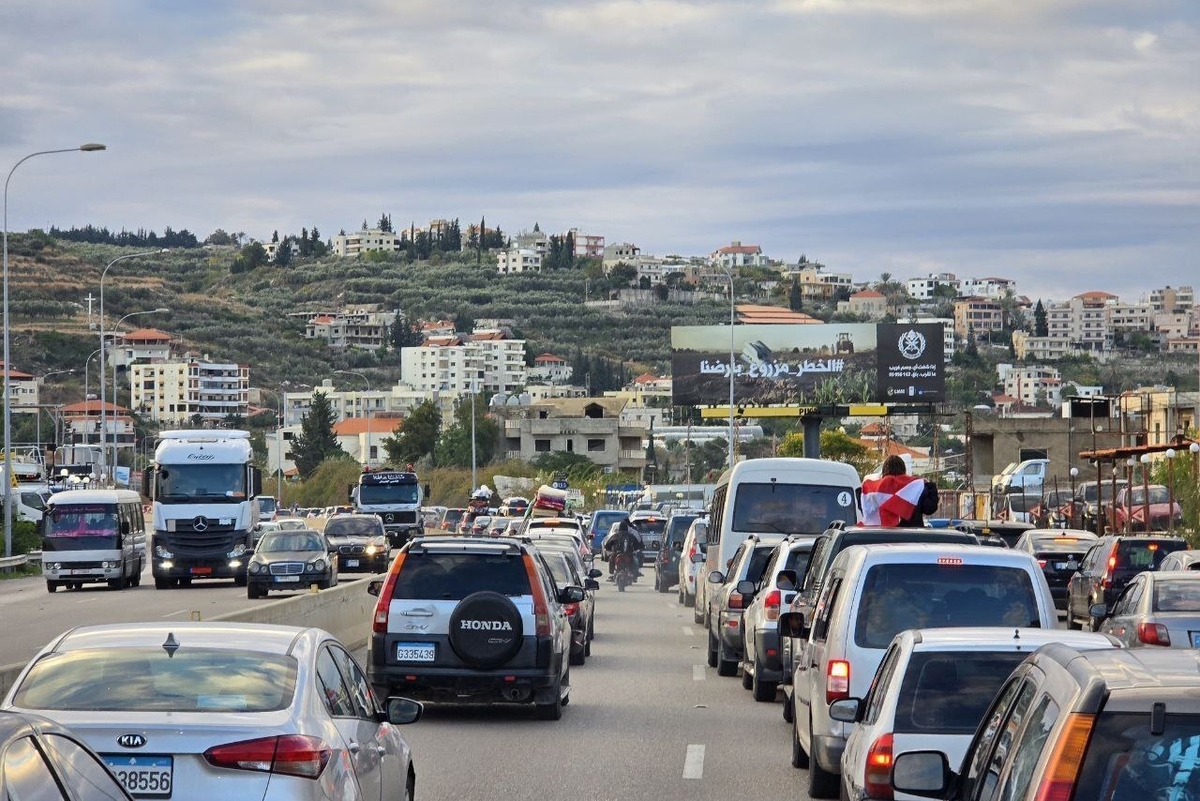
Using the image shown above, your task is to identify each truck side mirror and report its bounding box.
[141,468,153,498]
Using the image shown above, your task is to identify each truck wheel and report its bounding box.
[108,573,128,590]
[46,580,58,593]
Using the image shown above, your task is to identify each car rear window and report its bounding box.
[731,483,858,536]
[1153,580,1200,613]
[895,651,1029,733]
[392,552,530,600]
[854,563,1041,648]
[631,518,667,536]
[743,545,776,583]
[325,517,381,537]
[12,648,296,712]
[666,516,698,545]
[1073,712,1200,801]
[1118,541,1186,570]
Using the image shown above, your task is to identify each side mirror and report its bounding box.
[828,698,862,723]
[588,568,602,579]
[584,579,600,591]
[367,579,383,597]
[776,569,798,591]
[707,571,725,585]
[690,552,705,564]
[120,521,131,536]
[560,586,586,604]
[736,579,756,597]
[891,751,951,795]
[384,697,423,725]
[1088,602,1107,620]
[778,611,810,640]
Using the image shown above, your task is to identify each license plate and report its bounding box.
[345,559,359,567]
[1191,632,1200,648]
[396,642,435,662]
[71,569,93,575]
[275,575,300,583]
[1065,561,1079,571]
[102,755,173,798]
[1054,562,1068,571]
[190,567,212,575]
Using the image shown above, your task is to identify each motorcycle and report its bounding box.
[613,552,636,592]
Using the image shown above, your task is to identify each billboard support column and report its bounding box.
[802,414,822,459]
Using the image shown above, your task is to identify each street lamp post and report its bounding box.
[715,264,736,469]
[1140,454,1151,533]
[335,371,372,467]
[4,143,106,557]
[1125,457,1136,534]
[33,369,74,466]
[109,308,168,483]
[99,250,167,486]
[1068,467,1078,527]
[1165,448,1177,532]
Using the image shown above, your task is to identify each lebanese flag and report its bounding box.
[861,474,926,526]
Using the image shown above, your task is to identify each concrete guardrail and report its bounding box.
[0,573,382,698]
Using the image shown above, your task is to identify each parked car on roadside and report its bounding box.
[2,622,423,801]
[890,646,1200,801]
[1108,484,1184,532]
[246,529,337,598]
[654,512,699,593]
[1066,534,1188,630]
[1074,478,1128,534]
[833,627,1117,801]
[1091,570,1200,648]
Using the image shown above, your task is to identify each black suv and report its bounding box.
[892,645,1200,801]
[1066,534,1187,630]
[654,512,700,593]
[366,537,584,720]
[323,513,390,573]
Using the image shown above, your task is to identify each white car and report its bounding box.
[3,622,422,801]
[739,535,816,702]
[679,517,709,613]
[832,627,1118,801]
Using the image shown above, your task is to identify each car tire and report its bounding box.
[808,717,840,798]
[404,770,415,801]
[154,576,171,590]
[449,592,524,669]
[1066,612,1081,630]
[693,601,704,625]
[536,674,564,721]
[741,666,753,690]
[791,714,809,769]
[247,583,264,599]
[569,646,585,666]
[707,630,718,668]
[130,566,141,587]
[657,575,671,594]
[108,573,128,590]
[46,580,58,593]
[752,670,778,702]
[684,590,695,609]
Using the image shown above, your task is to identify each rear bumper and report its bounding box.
[813,734,845,775]
[753,629,783,677]
[717,611,744,655]
[369,665,561,705]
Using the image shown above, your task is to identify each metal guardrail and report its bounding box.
[0,555,29,571]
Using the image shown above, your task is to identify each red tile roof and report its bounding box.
[119,328,172,342]
[334,418,402,435]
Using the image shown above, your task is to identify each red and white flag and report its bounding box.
[861,474,926,526]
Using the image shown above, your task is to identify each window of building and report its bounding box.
[535,439,551,453]
[588,439,606,452]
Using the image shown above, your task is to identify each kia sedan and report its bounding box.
[2,623,423,801]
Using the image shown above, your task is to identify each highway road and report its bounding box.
[395,579,810,801]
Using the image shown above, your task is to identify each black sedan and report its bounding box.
[323,513,391,573]
[0,709,133,799]
[246,529,337,598]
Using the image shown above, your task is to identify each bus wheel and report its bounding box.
[46,581,58,593]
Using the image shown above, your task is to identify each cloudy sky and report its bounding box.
[2,0,1196,302]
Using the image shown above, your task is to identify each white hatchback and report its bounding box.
[831,627,1117,801]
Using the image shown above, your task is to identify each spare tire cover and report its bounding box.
[448,591,525,669]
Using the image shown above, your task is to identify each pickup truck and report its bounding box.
[1106,484,1182,532]
[991,458,1049,496]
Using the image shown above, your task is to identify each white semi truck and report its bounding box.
[142,430,262,589]
[349,468,427,548]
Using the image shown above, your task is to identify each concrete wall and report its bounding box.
[0,575,380,698]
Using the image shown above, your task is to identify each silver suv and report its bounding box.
[705,535,784,677]
[739,535,816,702]
[367,537,584,720]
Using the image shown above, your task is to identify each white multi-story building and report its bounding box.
[569,229,605,259]
[305,306,399,350]
[401,334,527,395]
[529,353,573,384]
[603,243,639,267]
[3,364,38,410]
[711,241,766,270]
[905,273,961,301]
[332,229,401,257]
[496,248,542,275]
[1045,291,1117,353]
[960,277,1017,299]
[111,328,173,369]
[1105,302,1153,343]
[999,364,1063,408]
[129,360,250,425]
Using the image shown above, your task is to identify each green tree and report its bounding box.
[390,316,422,350]
[377,213,393,233]
[383,400,441,466]
[789,277,802,312]
[434,394,498,468]
[608,263,637,286]
[776,429,876,477]
[1034,300,1049,337]
[289,392,346,478]
[532,451,601,482]
[274,237,292,267]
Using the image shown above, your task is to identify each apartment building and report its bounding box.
[711,241,766,270]
[130,360,250,425]
[569,229,605,259]
[960,277,1017,299]
[784,264,854,305]
[400,334,527,395]
[3,364,38,410]
[905,273,960,301]
[513,229,550,256]
[111,328,173,369]
[305,306,399,350]
[496,248,542,275]
[494,397,646,472]
[1150,285,1194,314]
[529,353,573,384]
[58,399,136,459]
[1045,291,1117,353]
[603,243,639,267]
[953,297,1004,340]
[1106,302,1154,342]
[332,229,401,257]
[999,364,1063,408]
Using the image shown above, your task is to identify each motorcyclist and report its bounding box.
[604,519,643,581]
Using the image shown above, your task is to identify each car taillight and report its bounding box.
[764,589,781,621]
[864,733,894,801]
[826,659,850,704]
[562,602,579,616]
[1037,559,1048,568]
[522,554,552,636]
[1137,622,1171,646]
[1033,713,1095,801]
[204,734,332,779]
[1102,544,1119,588]
[729,591,747,610]
[372,552,404,633]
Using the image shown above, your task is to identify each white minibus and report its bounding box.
[41,489,145,592]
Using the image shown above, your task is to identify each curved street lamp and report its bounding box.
[714,263,736,470]
[3,143,106,557]
[109,308,169,482]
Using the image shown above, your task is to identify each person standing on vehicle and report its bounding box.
[862,455,940,527]
[605,518,643,580]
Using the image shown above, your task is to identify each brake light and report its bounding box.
[764,589,782,621]
[1137,622,1171,646]
[826,659,850,704]
[936,556,963,565]
[1033,713,1095,801]
[1038,559,1048,568]
[372,552,404,633]
[522,554,552,636]
[204,734,332,779]
[864,733,894,801]
[1102,544,1119,588]
[729,591,747,610]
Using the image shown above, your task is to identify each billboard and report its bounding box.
[671,322,944,407]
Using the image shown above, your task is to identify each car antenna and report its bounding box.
[162,632,180,658]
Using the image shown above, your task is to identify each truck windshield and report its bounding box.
[359,483,419,505]
[43,504,118,551]
[157,464,246,503]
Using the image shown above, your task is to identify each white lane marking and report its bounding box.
[693,664,705,681]
[683,744,705,780]
[161,609,190,618]
[682,626,695,636]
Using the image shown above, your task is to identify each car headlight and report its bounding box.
[365,545,378,555]
[249,562,264,574]
[227,544,248,558]
[155,545,174,559]
[307,559,327,572]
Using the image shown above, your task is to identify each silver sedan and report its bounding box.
[1094,570,1200,648]
[2,622,421,801]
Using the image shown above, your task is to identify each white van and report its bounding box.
[700,458,861,605]
[41,489,145,592]
[790,542,1058,798]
